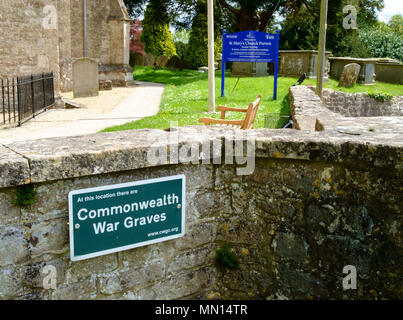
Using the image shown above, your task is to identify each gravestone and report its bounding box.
[338,63,361,88]
[72,58,99,98]
[167,55,181,70]
[166,56,188,71]
[362,63,376,85]
[178,59,188,71]
[144,53,156,67]
[134,53,144,66]
[156,55,169,68]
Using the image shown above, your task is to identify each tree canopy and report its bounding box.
[140,0,177,58]
[123,0,402,62]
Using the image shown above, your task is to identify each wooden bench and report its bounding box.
[199,95,262,129]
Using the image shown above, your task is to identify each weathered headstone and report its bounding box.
[198,66,209,73]
[167,55,181,70]
[177,59,188,71]
[63,99,85,109]
[339,63,361,88]
[231,62,254,76]
[72,58,99,98]
[144,53,156,67]
[134,53,144,66]
[156,55,169,68]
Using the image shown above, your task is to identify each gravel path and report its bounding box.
[0,81,164,144]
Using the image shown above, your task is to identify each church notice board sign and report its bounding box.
[68,175,186,261]
[221,29,280,100]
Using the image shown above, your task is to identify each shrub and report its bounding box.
[215,244,240,269]
[14,184,37,208]
[368,91,394,102]
[185,0,221,70]
[130,19,145,56]
[141,0,177,59]
[359,24,403,62]
[174,41,188,60]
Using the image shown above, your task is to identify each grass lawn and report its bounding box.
[101,66,403,132]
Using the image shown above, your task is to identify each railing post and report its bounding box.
[1,79,5,124]
[50,72,55,105]
[12,78,16,123]
[7,78,11,123]
[30,74,35,117]
[17,77,22,126]
[42,72,46,110]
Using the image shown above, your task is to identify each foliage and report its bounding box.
[368,91,393,102]
[280,6,318,50]
[141,0,177,58]
[172,30,190,43]
[174,41,188,59]
[279,0,384,57]
[218,0,289,32]
[130,19,145,55]
[358,23,403,62]
[215,244,240,269]
[14,185,37,208]
[388,14,403,34]
[173,30,189,59]
[185,0,222,69]
[124,0,290,33]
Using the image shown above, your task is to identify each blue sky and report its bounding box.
[377,0,403,22]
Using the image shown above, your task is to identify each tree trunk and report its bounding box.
[238,8,259,31]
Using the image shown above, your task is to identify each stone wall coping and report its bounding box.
[329,57,386,63]
[279,50,332,54]
[376,62,403,66]
[1,124,402,189]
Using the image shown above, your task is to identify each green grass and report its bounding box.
[101,66,402,132]
[303,78,403,96]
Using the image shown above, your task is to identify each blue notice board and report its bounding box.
[221,30,280,100]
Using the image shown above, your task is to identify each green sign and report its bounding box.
[68,175,186,261]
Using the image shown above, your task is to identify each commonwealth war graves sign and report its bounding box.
[68,175,186,261]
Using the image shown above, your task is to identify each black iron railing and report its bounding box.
[1,72,55,127]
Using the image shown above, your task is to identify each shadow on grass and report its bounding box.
[133,66,209,86]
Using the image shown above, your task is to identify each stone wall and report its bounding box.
[290,85,403,133]
[320,88,403,117]
[0,125,402,300]
[278,50,332,79]
[375,63,403,85]
[0,0,60,92]
[0,0,133,94]
[329,57,403,85]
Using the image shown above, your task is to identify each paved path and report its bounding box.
[0,81,164,144]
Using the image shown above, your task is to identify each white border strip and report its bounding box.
[68,174,186,261]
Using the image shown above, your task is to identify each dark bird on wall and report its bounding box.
[292,73,307,86]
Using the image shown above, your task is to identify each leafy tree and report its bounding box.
[359,22,403,61]
[124,0,288,32]
[141,0,177,58]
[279,0,384,57]
[172,30,190,59]
[185,0,222,69]
[130,19,145,55]
[218,0,289,32]
[279,6,318,50]
[388,14,403,34]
